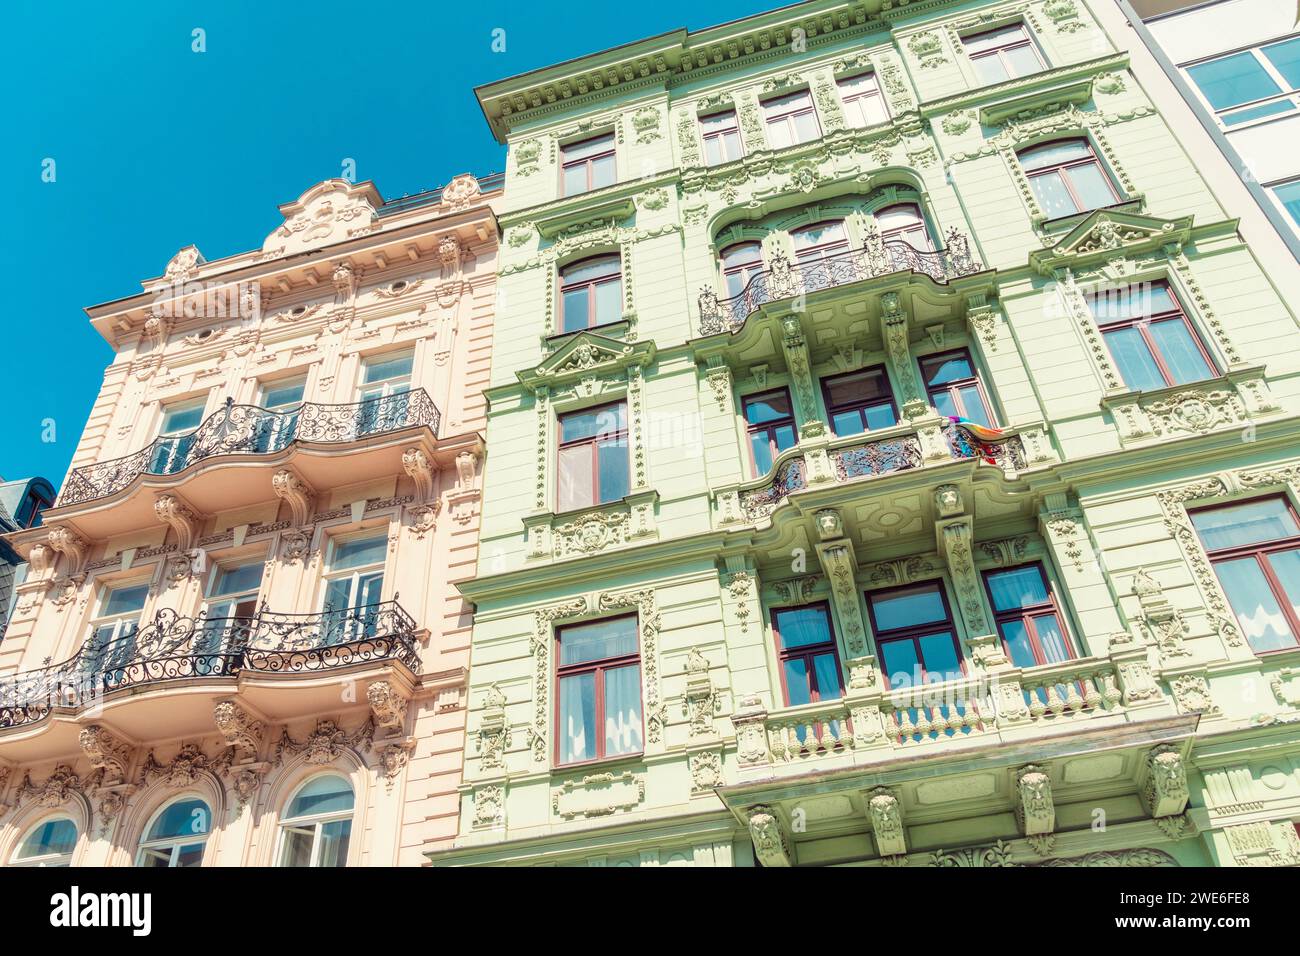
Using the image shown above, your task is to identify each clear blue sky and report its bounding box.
[3,0,780,490]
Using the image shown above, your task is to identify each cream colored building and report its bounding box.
[0,173,500,867]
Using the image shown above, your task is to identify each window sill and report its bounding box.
[553,751,645,775]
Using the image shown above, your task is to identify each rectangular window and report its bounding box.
[258,376,307,452]
[822,367,898,436]
[1191,497,1300,653]
[762,90,821,149]
[321,531,387,645]
[920,349,996,428]
[560,256,622,333]
[867,582,965,688]
[700,110,744,166]
[1184,36,1300,127]
[557,402,629,512]
[1268,178,1300,229]
[983,564,1073,668]
[1086,282,1216,391]
[743,389,798,476]
[85,582,150,675]
[151,397,206,476]
[838,73,889,127]
[202,560,264,654]
[1018,139,1121,219]
[357,352,414,435]
[963,23,1045,85]
[556,615,643,765]
[773,604,844,706]
[561,134,616,196]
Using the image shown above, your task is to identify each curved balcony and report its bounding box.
[724,423,1026,524]
[697,230,984,337]
[57,390,442,509]
[0,601,420,733]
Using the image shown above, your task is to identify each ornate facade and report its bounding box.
[436,0,1300,867]
[0,173,501,866]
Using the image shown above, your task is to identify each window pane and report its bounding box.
[880,640,920,689]
[557,444,594,512]
[793,110,820,143]
[604,663,644,756]
[922,354,973,387]
[1271,548,1300,627]
[783,657,812,705]
[766,119,794,150]
[1264,37,1300,88]
[1222,99,1296,125]
[331,534,386,570]
[146,799,211,841]
[773,424,798,452]
[287,775,354,818]
[774,605,833,649]
[1214,556,1297,651]
[1192,499,1300,549]
[1187,51,1282,111]
[18,819,77,858]
[1065,161,1118,211]
[1001,619,1037,668]
[590,154,617,189]
[1019,140,1091,171]
[750,431,775,474]
[212,561,263,598]
[1032,613,1071,663]
[262,380,305,409]
[561,287,589,332]
[864,403,898,430]
[1146,319,1213,384]
[162,401,205,434]
[812,653,844,700]
[972,53,1011,85]
[559,616,638,666]
[1005,43,1043,78]
[278,826,315,867]
[596,437,629,503]
[871,584,947,631]
[793,221,845,250]
[560,403,624,443]
[138,846,173,868]
[1029,170,1079,217]
[930,390,958,418]
[318,819,351,867]
[593,277,622,325]
[1088,283,1176,321]
[362,353,413,384]
[102,583,149,617]
[1103,326,1167,391]
[987,566,1049,611]
[744,392,791,424]
[831,410,864,434]
[956,385,992,427]
[918,632,963,681]
[562,135,613,161]
[174,843,206,868]
[559,671,597,762]
[563,164,588,196]
[963,25,1028,55]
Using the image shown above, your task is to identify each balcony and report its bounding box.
[697,231,984,337]
[718,422,1029,524]
[0,601,420,738]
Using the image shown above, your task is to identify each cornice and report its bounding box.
[919,52,1130,118]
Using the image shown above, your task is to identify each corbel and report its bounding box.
[367,679,412,737]
[213,699,267,762]
[78,724,136,786]
[271,468,316,528]
[866,786,908,858]
[46,526,89,579]
[746,804,795,867]
[1015,764,1056,855]
[1140,744,1190,820]
[402,448,436,503]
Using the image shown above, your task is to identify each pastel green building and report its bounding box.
[432,0,1300,867]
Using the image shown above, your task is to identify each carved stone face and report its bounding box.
[815,509,842,539]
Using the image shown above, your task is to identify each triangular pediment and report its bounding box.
[1030,210,1193,275]
[519,331,655,390]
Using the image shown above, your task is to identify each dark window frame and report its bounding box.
[554,613,644,767]
[560,133,616,196]
[1090,281,1219,390]
[742,388,798,477]
[761,89,822,146]
[771,601,845,706]
[866,581,967,688]
[559,254,623,333]
[837,71,889,127]
[919,348,998,426]
[791,219,849,264]
[556,400,629,513]
[981,562,1076,667]
[1017,137,1122,218]
[962,22,1047,82]
[700,109,744,165]
[820,366,899,436]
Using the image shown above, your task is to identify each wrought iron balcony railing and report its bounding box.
[697,230,984,336]
[0,601,420,730]
[735,423,1026,522]
[57,389,441,507]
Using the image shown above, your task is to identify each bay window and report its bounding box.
[561,133,616,196]
[743,389,798,476]
[983,563,1074,667]
[556,615,643,765]
[772,604,844,706]
[822,367,898,436]
[560,255,622,333]
[1191,497,1300,652]
[1087,282,1216,391]
[557,402,629,512]
[867,582,966,688]
[762,90,821,148]
[1018,139,1122,219]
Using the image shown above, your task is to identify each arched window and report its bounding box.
[277,775,354,868]
[874,203,932,250]
[136,797,211,867]
[11,817,78,867]
[791,220,849,264]
[720,243,764,298]
[1017,139,1121,219]
[559,255,622,333]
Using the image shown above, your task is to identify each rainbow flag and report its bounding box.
[947,415,1004,443]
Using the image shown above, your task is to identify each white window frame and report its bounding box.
[11,817,78,867]
[86,581,150,671]
[275,775,355,868]
[134,797,212,868]
[1181,34,1300,131]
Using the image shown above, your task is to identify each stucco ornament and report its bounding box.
[140,743,230,789]
[263,180,379,256]
[367,680,410,734]
[163,245,205,283]
[79,725,133,784]
[214,700,264,760]
[440,173,481,211]
[1015,765,1055,853]
[746,804,794,867]
[1141,745,1190,819]
[17,765,83,808]
[274,718,375,766]
[868,787,908,857]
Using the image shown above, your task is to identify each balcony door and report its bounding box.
[200,560,264,659]
[357,352,413,436]
[150,398,206,475]
[257,377,306,452]
[83,582,150,682]
[321,532,386,645]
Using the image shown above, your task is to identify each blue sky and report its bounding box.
[4,0,780,490]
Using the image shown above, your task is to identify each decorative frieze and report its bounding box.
[273,718,375,767]
[552,771,645,820]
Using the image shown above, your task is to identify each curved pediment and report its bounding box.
[262,179,382,257]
